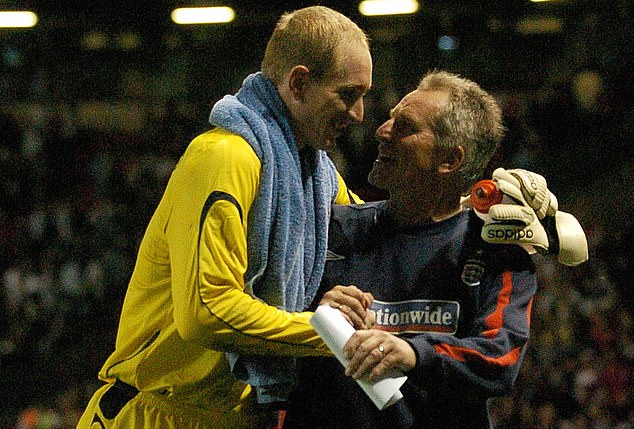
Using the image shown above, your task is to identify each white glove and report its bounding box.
[492,167,558,220]
[471,168,588,266]
[549,211,589,267]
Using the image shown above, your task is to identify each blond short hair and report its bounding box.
[261,6,369,85]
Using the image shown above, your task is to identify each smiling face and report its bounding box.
[368,89,452,198]
[289,42,372,151]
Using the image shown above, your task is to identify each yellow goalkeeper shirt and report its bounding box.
[97,128,359,414]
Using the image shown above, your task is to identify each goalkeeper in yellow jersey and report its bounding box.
[77,6,374,429]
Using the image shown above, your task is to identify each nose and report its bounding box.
[348,97,364,123]
[375,118,393,143]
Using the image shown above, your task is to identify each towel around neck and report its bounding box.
[208,72,339,403]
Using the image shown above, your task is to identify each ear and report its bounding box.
[287,65,311,101]
[437,145,464,175]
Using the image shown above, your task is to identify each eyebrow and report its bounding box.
[343,83,371,95]
[389,105,415,124]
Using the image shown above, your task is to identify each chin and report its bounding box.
[322,141,336,151]
[314,139,335,151]
[367,171,386,190]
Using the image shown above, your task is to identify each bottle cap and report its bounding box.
[471,180,503,214]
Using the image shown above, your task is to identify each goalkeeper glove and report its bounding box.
[466,168,588,267]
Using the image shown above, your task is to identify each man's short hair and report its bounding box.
[418,70,505,193]
[261,6,369,85]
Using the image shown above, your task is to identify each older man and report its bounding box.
[284,71,576,428]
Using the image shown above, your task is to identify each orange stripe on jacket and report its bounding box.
[482,270,513,339]
[434,343,522,366]
[432,270,530,367]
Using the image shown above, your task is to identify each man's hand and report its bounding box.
[493,168,558,219]
[319,285,374,329]
[468,168,588,266]
[342,330,416,380]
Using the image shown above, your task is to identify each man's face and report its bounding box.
[368,89,451,195]
[293,42,372,151]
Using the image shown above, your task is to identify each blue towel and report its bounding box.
[209,72,339,403]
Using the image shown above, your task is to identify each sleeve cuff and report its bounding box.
[403,337,437,385]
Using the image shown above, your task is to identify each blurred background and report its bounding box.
[1,0,633,427]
